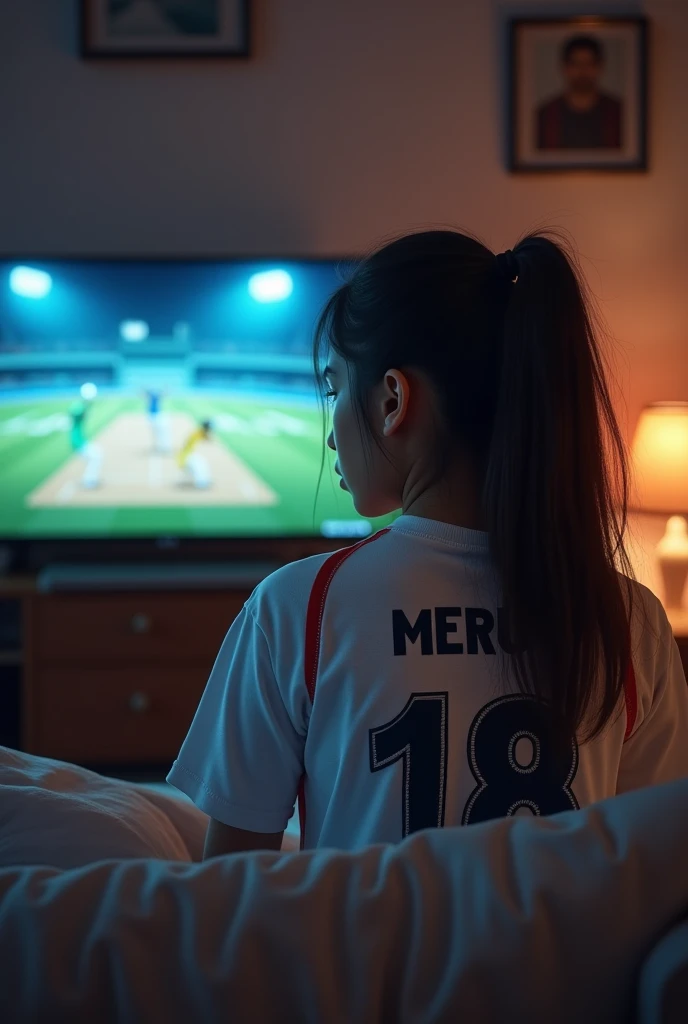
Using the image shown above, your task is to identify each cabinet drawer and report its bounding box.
[33,665,208,763]
[33,592,247,664]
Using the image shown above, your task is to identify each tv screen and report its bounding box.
[0,259,395,541]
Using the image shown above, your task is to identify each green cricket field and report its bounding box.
[0,392,393,538]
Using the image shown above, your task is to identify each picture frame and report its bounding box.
[508,16,648,172]
[81,0,250,59]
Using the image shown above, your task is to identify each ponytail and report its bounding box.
[484,234,633,741]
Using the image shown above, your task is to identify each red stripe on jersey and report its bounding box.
[297,529,391,848]
[623,652,637,742]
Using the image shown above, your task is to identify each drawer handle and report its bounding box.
[130,613,151,635]
[129,691,151,714]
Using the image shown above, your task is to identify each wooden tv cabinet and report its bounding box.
[28,588,247,765]
[1,575,687,769]
[2,580,250,766]
[0,569,271,767]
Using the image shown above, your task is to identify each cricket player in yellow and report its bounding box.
[177,420,212,489]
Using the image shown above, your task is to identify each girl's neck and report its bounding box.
[401,469,487,532]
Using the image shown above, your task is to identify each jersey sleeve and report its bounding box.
[167,602,306,833]
[616,600,688,794]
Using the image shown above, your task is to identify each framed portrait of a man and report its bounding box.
[81,0,250,58]
[508,17,648,171]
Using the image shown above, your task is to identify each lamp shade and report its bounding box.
[630,403,688,514]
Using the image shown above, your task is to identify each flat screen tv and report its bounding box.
[0,258,396,544]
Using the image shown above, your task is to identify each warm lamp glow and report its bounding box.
[630,403,688,515]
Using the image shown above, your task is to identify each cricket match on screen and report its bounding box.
[0,259,392,540]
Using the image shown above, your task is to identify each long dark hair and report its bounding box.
[313,229,635,743]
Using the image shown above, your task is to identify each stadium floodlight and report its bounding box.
[248,269,293,303]
[9,266,53,299]
[120,320,150,342]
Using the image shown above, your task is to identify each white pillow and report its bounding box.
[0,746,208,868]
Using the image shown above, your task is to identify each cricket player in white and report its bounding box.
[168,230,688,856]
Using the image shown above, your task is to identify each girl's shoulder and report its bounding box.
[621,574,678,685]
[248,550,336,620]
[245,529,397,645]
[622,575,671,641]
[247,529,396,623]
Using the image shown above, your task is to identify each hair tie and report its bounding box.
[495,249,519,284]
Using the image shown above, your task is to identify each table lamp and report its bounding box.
[630,402,688,611]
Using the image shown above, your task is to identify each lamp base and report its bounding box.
[656,515,688,611]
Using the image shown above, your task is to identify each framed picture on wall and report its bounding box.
[508,16,648,171]
[81,0,250,58]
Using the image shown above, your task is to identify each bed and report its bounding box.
[0,745,686,1022]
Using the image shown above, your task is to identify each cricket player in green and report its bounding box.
[70,384,102,489]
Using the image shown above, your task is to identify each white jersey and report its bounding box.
[168,516,688,849]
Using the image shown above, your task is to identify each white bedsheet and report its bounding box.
[0,746,209,867]
[0,776,687,1022]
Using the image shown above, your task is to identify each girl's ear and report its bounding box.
[381,369,411,437]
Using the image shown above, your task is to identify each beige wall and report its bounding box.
[1,0,686,600]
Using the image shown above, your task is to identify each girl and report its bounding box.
[168,229,688,856]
